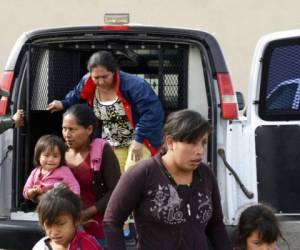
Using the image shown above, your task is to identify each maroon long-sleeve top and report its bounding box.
[103,155,232,250]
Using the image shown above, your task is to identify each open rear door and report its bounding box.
[248,30,300,214]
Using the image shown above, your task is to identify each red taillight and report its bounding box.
[217,73,238,119]
[0,71,14,115]
[0,71,14,92]
[101,25,130,31]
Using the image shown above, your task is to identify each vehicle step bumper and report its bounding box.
[0,219,43,250]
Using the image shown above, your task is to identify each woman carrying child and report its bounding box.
[23,135,80,202]
[62,104,121,247]
[33,184,102,250]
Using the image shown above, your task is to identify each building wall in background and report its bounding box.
[1,0,300,97]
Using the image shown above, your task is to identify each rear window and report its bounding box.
[259,38,300,120]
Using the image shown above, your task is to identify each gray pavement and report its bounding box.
[278,221,300,250]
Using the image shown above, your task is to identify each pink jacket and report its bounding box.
[23,166,80,199]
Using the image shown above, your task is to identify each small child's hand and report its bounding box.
[27,187,42,201]
[33,185,44,192]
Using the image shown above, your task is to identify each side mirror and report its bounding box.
[236,91,245,111]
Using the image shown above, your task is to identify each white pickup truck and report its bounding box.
[0,17,299,249]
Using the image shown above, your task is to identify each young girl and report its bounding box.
[23,134,80,201]
[33,184,102,250]
[234,204,288,250]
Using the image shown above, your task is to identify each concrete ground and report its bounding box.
[277,221,300,250]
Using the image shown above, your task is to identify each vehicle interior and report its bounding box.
[10,38,211,213]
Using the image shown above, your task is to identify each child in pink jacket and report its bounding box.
[23,134,80,201]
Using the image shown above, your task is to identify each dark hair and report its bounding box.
[34,134,65,166]
[235,204,286,249]
[87,51,118,73]
[163,109,212,144]
[37,184,81,227]
[63,104,97,132]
